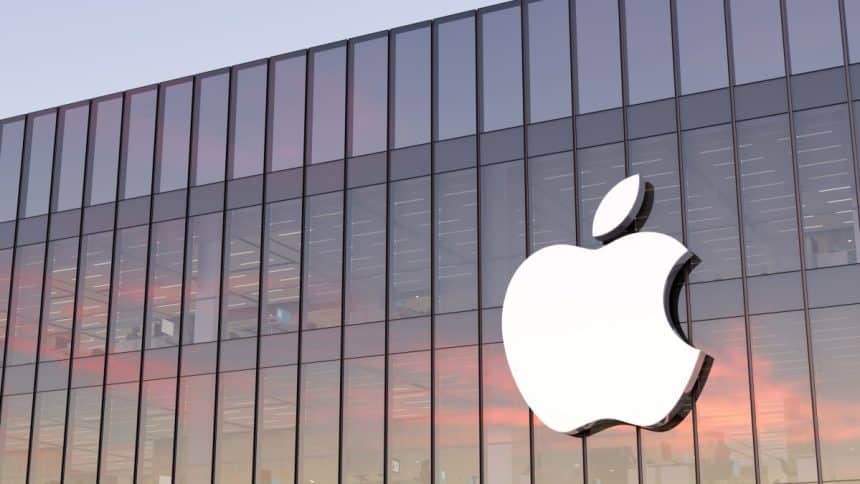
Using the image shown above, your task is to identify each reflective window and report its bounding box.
[6,243,46,365]
[99,383,139,484]
[0,394,33,483]
[297,361,341,484]
[121,88,156,199]
[533,415,584,483]
[214,370,255,483]
[110,226,149,353]
[677,0,729,94]
[624,0,674,103]
[786,0,843,74]
[29,389,67,484]
[392,26,431,148]
[481,160,525,307]
[22,111,57,217]
[74,232,113,357]
[350,35,388,156]
[749,311,817,484]
[577,143,626,248]
[575,0,622,113]
[0,119,24,221]
[39,237,79,362]
[262,199,302,334]
[309,45,346,163]
[345,184,386,324]
[481,5,524,131]
[736,115,801,276]
[387,351,431,483]
[174,374,215,483]
[222,206,262,339]
[630,134,682,240]
[269,54,306,171]
[87,96,122,205]
[435,15,476,140]
[435,346,480,484]
[847,0,860,63]
[342,356,385,484]
[146,219,185,348]
[64,386,102,484]
[156,80,192,192]
[302,192,343,328]
[682,125,742,282]
[55,104,89,211]
[256,365,297,483]
[794,105,858,269]
[0,250,12,364]
[527,0,572,123]
[641,417,695,484]
[587,426,638,484]
[389,176,432,319]
[136,378,176,484]
[231,62,267,178]
[482,343,531,482]
[529,151,575,252]
[434,168,478,313]
[184,212,223,344]
[192,71,228,185]
[729,0,786,84]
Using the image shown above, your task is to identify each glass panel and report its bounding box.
[848,0,860,64]
[736,115,801,276]
[345,184,386,324]
[146,219,185,348]
[677,0,729,94]
[175,374,215,483]
[257,365,297,484]
[624,0,674,104]
[436,15,476,140]
[302,192,344,329]
[110,225,149,353]
[434,168,478,313]
[193,71,228,185]
[222,206,262,339]
[99,382,139,484]
[297,360,341,484]
[629,134,682,241]
[231,62,267,178]
[63,386,102,484]
[641,417,695,484]
[0,250,12,364]
[482,343,531,482]
[786,0,843,74]
[87,96,122,205]
[309,45,346,163]
[533,415,584,483]
[22,111,57,217]
[342,356,385,484]
[39,237,79,362]
[527,0,572,123]
[587,426,638,484]
[528,151,575,252]
[481,160,525,307]
[389,176,432,319]
[435,346,480,484]
[0,119,24,221]
[694,317,756,484]
[810,305,860,481]
[184,212,223,344]
[122,88,156,199]
[481,5,524,131]
[262,199,302,334]
[156,80,192,192]
[681,125,742,282]
[350,35,388,156]
[269,54,306,171]
[575,0,622,113]
[0,394,33,484]
[74,232,113,357]
[6,243,46,365]
[577,143,626,248]
[749,311,818,484]
[729,0,786,85]
[388,351,431,484]
[136,378,177,484]
[214,370,255,483]
[794,105,859,269]
[55,104,89,210]
[28,389,67,484]
[393,26,431,148]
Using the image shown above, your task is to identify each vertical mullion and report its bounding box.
[382,28,391,484]
[337,40,350,484]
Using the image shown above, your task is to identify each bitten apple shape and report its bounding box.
[501,174,711,436]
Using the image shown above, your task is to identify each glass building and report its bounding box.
[1,0,860,483]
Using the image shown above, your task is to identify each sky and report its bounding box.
[0,0,501,120]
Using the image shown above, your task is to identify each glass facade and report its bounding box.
[1,1,860,483]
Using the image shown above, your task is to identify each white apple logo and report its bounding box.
[502,174,712,436]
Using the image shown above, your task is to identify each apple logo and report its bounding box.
[501,174,712,436]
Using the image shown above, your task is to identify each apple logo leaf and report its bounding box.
[592,174,645,243]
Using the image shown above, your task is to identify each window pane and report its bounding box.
[184,212,223,344]
[146,219,185,348]
[269,54,306,171]
[436,15,477,140]
[262,199,302,334]
[342,356,385,484]
[345,184,386,324]
[74,232,113,357]
[156,80,192,192]
[39,237,79,362]
[122,88,156,199]
[297,360,341,484]
[99,383,139,484]
[641,417,695,484]
[434,168,478,313]
[231,62,267,178]
[309,46,346,164]
[110,226,149,353]
[64,386,102,484]
[794,105,858,269]
[389,177,432,319]
[482,343,530,482]
[193,71,228,185]
[575,0,622,113]
[214,370,255,483]
[435,346,480,484]
[6,243,46,365]
[393,26,431,148]
[175,374,215,483]
[533,414,584,483]
[303,192,344,328]
[736,115,800,276]
[786,0,843,74]
[481,160,525,307]
[136,378,176,484]
[0,119,24,221]
[729,0,786,84]
[481,6,523,131]
[22,111,57,217]
[630,134,683,241]
[624,0,674,103]
[528,151,575,252]
[29,389,67,484]
[350,35,388,156]
[222,206,262,339]
[587,426,638,484]
[388,351,431,483]
[847,0,860,64]
[257,365,297,483]
[527,0,572,122]
[87,96,122,205]
[577,143,626,248]
[55,104,89,211]
[0,394,33,483]
[681,125,742,282]
[0,250,12,364]
[677,0,729,94]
